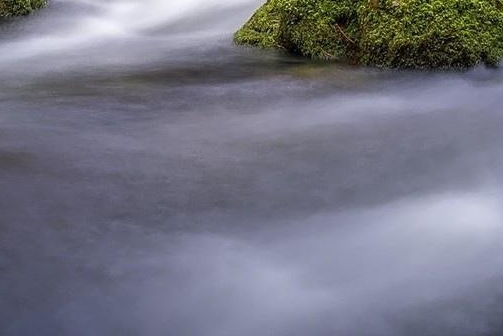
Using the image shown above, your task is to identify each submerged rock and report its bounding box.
[0,0,47,18]
[235,0,503,69]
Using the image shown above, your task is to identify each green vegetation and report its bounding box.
[235,0,503,69]
[0,0,47,18]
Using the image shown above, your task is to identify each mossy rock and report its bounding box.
[0,0,47,18]
[235,0,503,69]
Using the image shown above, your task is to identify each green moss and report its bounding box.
[235,0,503,68]
[0,0,48,18]
[234,0,283,48]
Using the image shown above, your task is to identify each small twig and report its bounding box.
[319,47,335,59]
[334,23,356,45]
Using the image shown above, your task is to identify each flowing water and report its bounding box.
[2,1,503,335]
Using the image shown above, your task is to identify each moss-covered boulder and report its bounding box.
[235,0,503,69]
[0,0,47,18]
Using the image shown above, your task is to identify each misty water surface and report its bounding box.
[1,0,503,335]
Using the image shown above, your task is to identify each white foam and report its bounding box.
[0,0,261,63]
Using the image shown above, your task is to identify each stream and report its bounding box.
[2,0,503,335]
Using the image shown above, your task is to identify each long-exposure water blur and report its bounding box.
[2,1,503,335]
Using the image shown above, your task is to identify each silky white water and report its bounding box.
[0,0,257,66]
[1,1,503,335]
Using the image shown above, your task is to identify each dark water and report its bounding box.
[2,1,503,335]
